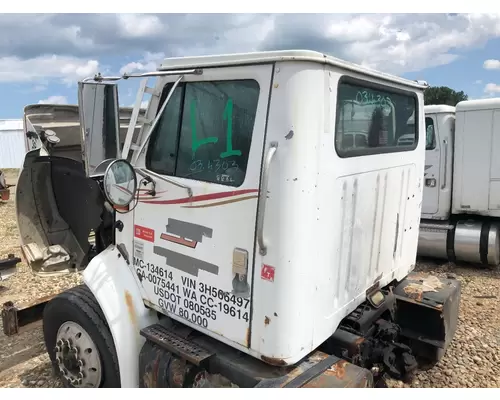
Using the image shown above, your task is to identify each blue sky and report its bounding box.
[2,13,500,119]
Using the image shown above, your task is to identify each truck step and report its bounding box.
[140,324,214,366]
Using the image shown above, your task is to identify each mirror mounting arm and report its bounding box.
[78,67,201,194]
[131,74,193,198]
[136,168,193,199]
[82,68,203,84]
[133,75,184,162]
[123,68,202,79]
[138,173,156,197]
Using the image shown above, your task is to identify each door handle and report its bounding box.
[441,139,448,189]
[257,141,278,256]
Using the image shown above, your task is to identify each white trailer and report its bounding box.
[13,50,460,388]
[418,100,500,267]
[0,119,25,169]
[0,119,24,201]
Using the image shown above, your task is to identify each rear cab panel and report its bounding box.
[254,59,426,363]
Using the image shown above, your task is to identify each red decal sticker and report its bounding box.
[261,264,275,282]
[134,225,155,242]
[160,233,198,248]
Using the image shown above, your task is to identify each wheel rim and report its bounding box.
[55,321,103,388]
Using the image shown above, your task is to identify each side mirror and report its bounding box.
[78,81,121,176]
[103,159,137,207]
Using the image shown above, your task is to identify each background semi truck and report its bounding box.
[23,104,145,164]
[11,50,460,388]
[418,100,500,267]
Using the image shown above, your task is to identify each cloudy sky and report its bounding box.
[2,13,500,119]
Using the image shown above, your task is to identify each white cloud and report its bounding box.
[325,13,500,74]
[38,95,69,105]
[61,25,95,51]
[117,14,164,38]
[113,13,500,78]
[326,15,383,43]
[234,13,500,75]
[484,59,500,70]
[1,14,500,82]
[120,52,165,75]
[484,83,500,93]
[0,55,99,84]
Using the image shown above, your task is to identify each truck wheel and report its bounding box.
[43,284,120,388]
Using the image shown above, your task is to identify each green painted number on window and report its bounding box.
[220,98,241,159]
[190,97,242,159]
[190,100,218,159]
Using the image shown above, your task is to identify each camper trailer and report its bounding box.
[14,50,460,388]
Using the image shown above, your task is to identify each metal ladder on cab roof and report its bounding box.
[121,78,161,162]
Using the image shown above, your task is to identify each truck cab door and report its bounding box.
[130,64,274,350]
[422,115,440,216]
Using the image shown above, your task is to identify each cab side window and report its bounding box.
[335,77,418,157]
[425,117,436,150]
[146,80,260,187]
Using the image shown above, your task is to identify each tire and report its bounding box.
[43,284,121,388]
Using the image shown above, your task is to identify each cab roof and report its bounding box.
[424,104,456,114]
[160,49,428,90]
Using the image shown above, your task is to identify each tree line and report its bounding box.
[424,86,468,106]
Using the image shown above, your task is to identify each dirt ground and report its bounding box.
[0,168,499,388]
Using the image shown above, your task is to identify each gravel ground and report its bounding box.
[1,168,499,388]
[387,260,500,388]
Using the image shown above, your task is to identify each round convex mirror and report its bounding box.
[103,159,137,207]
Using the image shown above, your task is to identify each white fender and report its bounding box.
[83,245,158,388]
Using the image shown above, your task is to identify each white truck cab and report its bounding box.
[418,100,500,266]
[14,50,461,388]
[421,104,455,219]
